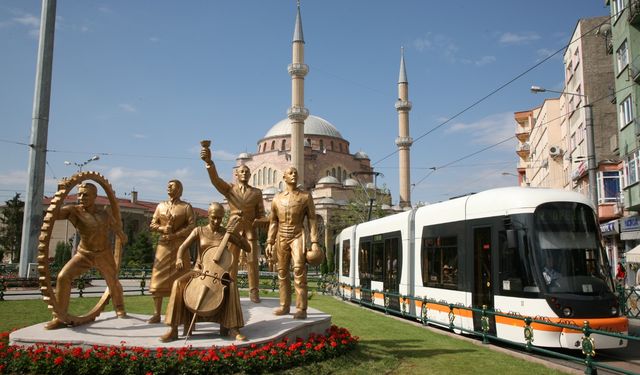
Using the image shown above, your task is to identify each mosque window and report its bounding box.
[268,168,272,184]
[281,139,286,150]
[258,170,262,186]
[271,141,275,150]
[326,170,330,176]
[279,181,283,191]
[332,168,336,177]
[263,142,267,153]
[339,143,343,152]
[319,139,324,151]
[307,138,311,147]
[330,141,334,151]
[273,170,277,184]
[253,175,256,186]
[343,170,347,181]
[337,167,342,181]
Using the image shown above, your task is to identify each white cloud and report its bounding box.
[499,32,541,45]
[187,145,237,161]
[14,14,39,28]
[413,33,494,66]
[149,36,160,43]
[98,6,112,14]
[474,55,496,66]
[118,103,137,113]
[132,133,147,139]
[446,112,516,149]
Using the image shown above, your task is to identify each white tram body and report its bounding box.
[336,187,628,349]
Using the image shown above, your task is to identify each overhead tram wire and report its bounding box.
[409,82,631,189]
[371,14,617,168]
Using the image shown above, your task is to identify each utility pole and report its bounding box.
[19,0,57,277]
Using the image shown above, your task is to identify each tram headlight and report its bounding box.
[611,306,618,316]
[562,307,573,317]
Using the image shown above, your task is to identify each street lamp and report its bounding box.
[501,172,529,187]
[530,85,598,210]
[64,155,100,172]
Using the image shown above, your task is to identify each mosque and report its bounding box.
[231,3,413,259]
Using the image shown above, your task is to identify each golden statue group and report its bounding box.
[39,140,324,343]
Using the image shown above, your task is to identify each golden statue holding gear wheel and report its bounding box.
[38,172,128,330]
[266,167,324,320]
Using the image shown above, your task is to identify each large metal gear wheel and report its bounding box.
[38,171,124,326]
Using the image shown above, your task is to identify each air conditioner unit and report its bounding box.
[549,146,563,157]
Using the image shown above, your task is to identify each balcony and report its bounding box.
[630,0,640,26]
[515,131,530,143]
[516,143,530,160]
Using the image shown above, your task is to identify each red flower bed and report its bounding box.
[0,325,358,374]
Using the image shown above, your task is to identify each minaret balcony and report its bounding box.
[395,99,412,111]
[395,136,414,148]
[287,106,309,121]
[288,63,309,77]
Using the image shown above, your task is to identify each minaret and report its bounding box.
[395,47,413,208]
[288,0,309,188]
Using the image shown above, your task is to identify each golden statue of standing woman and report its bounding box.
[148,180,196,323]
[200,140,267,303]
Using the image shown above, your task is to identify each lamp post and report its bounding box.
[530,86,598,210]
[64,155,100,172]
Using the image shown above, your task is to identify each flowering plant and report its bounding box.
[0,325,357,374]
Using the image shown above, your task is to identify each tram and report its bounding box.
[335,187,628,349]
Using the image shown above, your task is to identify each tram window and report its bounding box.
[372,242,384,281]
[498,230,536,295]
[342,240,350,277]
[359,241,371,279]
[421,236,458,288]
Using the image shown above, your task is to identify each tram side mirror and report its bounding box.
[506,229,518,249]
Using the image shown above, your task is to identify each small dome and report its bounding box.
[317,176,340,185]
[317,197,337,205]
[354,150,369,160]
[343,178,358,187]
[263,115,344,140]
[237,152,252,160]
[262,186,277,195]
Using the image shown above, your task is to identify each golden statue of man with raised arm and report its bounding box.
[265,167,321,320]
[200,140,266,303]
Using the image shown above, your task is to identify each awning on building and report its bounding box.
[626,245,640,263]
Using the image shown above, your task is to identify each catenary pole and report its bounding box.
[19,0,57,277]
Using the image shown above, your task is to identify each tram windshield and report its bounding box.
[533,202,614,294]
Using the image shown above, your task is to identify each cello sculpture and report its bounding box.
[160,203,251,342]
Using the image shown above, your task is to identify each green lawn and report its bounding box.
[0,293,567,375]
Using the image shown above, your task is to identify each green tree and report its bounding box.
[325,185,393,273]
[123,231,155,268]
[53,240,72,267]
[0,193,25,263]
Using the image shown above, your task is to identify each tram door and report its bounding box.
[383,236,401,311]
[359,241,372,303]
[472,227,496,334]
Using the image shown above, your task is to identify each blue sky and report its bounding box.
[0,1,611,208]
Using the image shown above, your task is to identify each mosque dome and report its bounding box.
[263,115,344,139]
[343,178,359,187]
[236,152,252,160]
[354,150,369,160]
[317,176,340,185]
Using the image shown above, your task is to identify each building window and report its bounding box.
[281,139,286,150]
[332,168,336,177]
[263,142,267,153]
[330,141,334,151]
[342,240,350,277]
[617,39,629,73]
[273,170,277,184]
[339,143,343,152]
[268,168,272,185]
[619,95,634,129]
[598,171,622,203]
[612,0,624,21]
[319,139,324,151]
[337,167,342,181]
[625,151,640,187]
[258,170,262,186]
[343,170,347,181]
